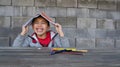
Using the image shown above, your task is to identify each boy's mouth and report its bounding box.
[36,28,44,32]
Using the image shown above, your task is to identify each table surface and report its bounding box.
[0,47,120,67]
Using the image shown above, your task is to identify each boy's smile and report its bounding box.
[32,17,50,38]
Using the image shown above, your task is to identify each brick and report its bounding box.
[0,6,13,16]
[10,27,22,36]
[13,6,22,16]
[67,8,77,17]
[95,29,107,39]
[45,7,66,17]
[117,0,120,11]
[0,37,9,47]
[56,8,67,17]
[116,20,120,29]
[45,7,57,17]
[57,0,77,7]
[96,19,115,29]
[78,0,97,8]
[0,17,10,28]
[116,30,120,39]
[35,7,45,15]
[68,38,76,48]
[107,11,120,20]
[10,27,21,46]
[0,27,10,37]
[76,38,95,49]
[77,8,89,18]
[0,6,5,16]
[0,0,11,5]
[56,17,76,27]
[96,38,114,48]
[12,0,34,6]
[22,7,36,16]
[107,30,116,39]
[76,29,95,38]
[27,7,36,16]
[62,28,77,38]
[98,0,117,10]
[89,9,107,19]
[45,7,67,17]
[12,17,31,28]
[35,0,56,7]
[116,40,120,48]
[77,18,96,29]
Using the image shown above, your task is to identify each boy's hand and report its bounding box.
[20,26,29,36]
[54,23,64,37]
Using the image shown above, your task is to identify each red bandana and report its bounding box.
[37,31,51,47]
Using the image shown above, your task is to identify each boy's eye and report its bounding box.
[41,22,46,24]
[34,22,39,24]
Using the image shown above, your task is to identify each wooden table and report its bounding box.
[0,47,120,67]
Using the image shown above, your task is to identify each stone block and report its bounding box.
[35,7,45,15]
[23,7,36,16]
[77,18,96,29]
[76,29,95,38]
[62,28,77,38]
[56,8,67,17]
[116,30,120,39]
[13,6,22,16]
[96,19,115,29]
[116,20,120,29]
[78,0,97,8]
[95,29,107,38]
[76,38,95,49]
[0,27,10,37]
[0,17,10,28]
[12,17,31,28]
[45,7,57,17]
[0,6,13,16]
[10,27,22,46]
[0,0,11,5]
[67,8,77,17]
[12,0,34,6]
[68,38,76,48]
[89,9,107,19]
[117,0,120,11]
[0,6,5,16]
[35,0,56,7]
[0,37,9,47]
[116,40,120,48]
[57,0,77,7]
[10,27,21,36]
[107,30,116,39]
[56,17,76,27]
[98,0,117,10]
[77,8,89,18]
[96,38,115,48]
[107,11,120,20]
[45,7,66,17]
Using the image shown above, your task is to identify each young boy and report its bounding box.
[12,13,70,48]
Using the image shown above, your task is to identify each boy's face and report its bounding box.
[32,17,50,36]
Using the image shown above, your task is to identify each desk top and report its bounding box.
[0,47,120,67]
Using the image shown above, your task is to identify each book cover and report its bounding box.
[23,12,55,27]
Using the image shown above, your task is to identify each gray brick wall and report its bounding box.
[0,0,120,49]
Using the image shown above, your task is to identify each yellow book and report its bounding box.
[52,48,88,53]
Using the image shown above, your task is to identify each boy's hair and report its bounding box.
[31,15,50,26]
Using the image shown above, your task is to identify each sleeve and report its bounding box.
[54,35,70,48]
[12,34,30,47]
[59,36,70,48]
